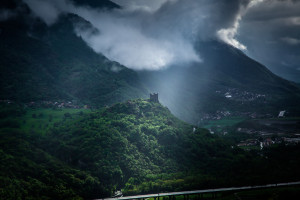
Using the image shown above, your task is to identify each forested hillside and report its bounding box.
[1,1,300,200]
[1,100,300,199]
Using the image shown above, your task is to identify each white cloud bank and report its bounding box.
[217,0,264,51]
[23,0,263,70]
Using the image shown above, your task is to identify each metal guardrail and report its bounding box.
[96,181,300,200]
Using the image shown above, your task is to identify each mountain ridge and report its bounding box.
[139,40,300,124]
[72,0,120,9]
[0,9,147,106]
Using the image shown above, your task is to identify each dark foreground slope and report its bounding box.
[139,41,300,124]
[0,100,213,199]
[1,100,300,199]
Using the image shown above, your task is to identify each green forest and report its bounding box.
[1,1,300,199]
[1,100,300,199]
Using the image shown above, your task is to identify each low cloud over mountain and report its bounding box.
[21,0,258,70]
[9,0,299,81]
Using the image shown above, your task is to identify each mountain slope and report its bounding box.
[1,100,300,199]
[42,99,211,190]
[0,104,105,200]
[0,100,216,199]
[72,0,120,9]
[0,8,146,106]
[139,40,300,124]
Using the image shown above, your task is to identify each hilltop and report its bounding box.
[1,99,300,199]
[0,99,211,199]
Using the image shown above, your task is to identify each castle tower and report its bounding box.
[150,93,159,103]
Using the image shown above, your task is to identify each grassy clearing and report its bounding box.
[19,108,93,134]
[202,117,245,132]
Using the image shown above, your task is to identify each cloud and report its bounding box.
[289,17,300,25]
[112,0,170,12]
[110,64,123,73]
[282,37,300,45]
[236,0,300,82]
[217,0,265,50]
[23,0,260,70]
[23,0,71,25]
[24,0,205,70]
[73,5,202,70]
[217,16,247,50]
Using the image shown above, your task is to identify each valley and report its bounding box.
[1,99,300,199]
[0,0,300,199]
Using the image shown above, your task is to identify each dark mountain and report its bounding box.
[0,9,146,106]
[0,0,120,10]
[139,40,300,124]
[266,62,300,84]
[72,0,120,9]
[1,1,300,200]
[1,0,299,121]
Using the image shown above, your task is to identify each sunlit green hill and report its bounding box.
[1,99,300,199]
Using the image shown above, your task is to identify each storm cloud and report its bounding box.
[22,0,256,70]
[237,0,300,82]
[112,0,170,12]
[21,0,300,80]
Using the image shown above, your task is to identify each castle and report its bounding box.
[149,93,159,103]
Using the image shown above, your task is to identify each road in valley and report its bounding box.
[96,181,300,200]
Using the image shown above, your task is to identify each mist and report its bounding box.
[23,0,256,71]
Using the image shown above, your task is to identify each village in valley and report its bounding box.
[202,109,300,150]
[234,117,300,149]
[25,100,90,109]
[0,99,93,110]
[197,88,300,150]
[1,94,299,150]
[216,88,268,103]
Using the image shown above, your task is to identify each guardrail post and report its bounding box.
[212,192,216,199]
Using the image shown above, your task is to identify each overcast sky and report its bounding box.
[237,0,300,81]
[112,0,300,79]
[15,0,300,81]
